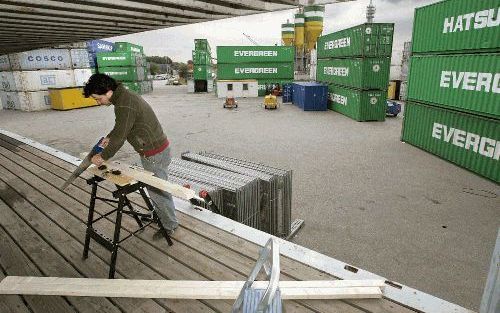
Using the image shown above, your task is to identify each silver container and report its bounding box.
[0,55,10,71]
[9,49,72,70]
[0,90,51,111]
[73,68,92,86]
[70,49,91,68]
[0,70,75,91]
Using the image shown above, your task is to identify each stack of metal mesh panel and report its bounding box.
[182,152,292,238]
[167,175,223,213]
[169,158,261,229]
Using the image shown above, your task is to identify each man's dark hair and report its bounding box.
[83,73,118,97]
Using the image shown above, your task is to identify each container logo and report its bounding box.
[440,71,499,93]
[370,97,378,104]
[372,64,380,72]
[234,50,278,57]
[324,37,351,50]
[365,27,372,35]
[443,8,500,34]
[102,56,126,61]
[235,67,278,74]
[323,66,349,77]
[331,93,347,106]
[40,75,56,86]
[104,71,127,76]
[432,122,500,160]
[27,55,64,62]
[97,43,113,51]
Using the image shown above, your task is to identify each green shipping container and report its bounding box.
[412,0,500,54]
[193,65,212,80]
[114,42,144,54]
[216,46,295,63]
[218,63,294,80]
[257,79,293,96]
[193,50,211,65]
[407,53,499,119]
[96,52,138,67]
[327,84,386,121]
[195,39,211,52]
[317,23,394,59]
[402,102,500,183]
[122,81,142,94]
[316,58,390,90]
[99,66,145,82]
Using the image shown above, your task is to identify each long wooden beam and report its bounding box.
[0,277,384,300]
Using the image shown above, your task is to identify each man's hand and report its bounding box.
[91,153,105,166]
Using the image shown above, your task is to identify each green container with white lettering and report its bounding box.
[193,65,212,80]
[96,52,138,67]
[327,84,386,121]
[407,53,499,119]
[99,66,145,81]
[317,23,394,59]
[193,50,211,65]
[402,102,500,183]
[217,46,295,63]
[114,42,144,54]
[412,0,500,55]
[316,58,390,90]
[217,63,294,80]
[122,81,142,94]
[257,79,293,96]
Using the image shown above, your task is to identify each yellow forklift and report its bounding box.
[263,83,280,110]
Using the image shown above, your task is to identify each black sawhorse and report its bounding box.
[83,175,173,279]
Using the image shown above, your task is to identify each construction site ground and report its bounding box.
[0,81,498,311]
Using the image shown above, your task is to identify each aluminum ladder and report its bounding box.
[232,238,282,313]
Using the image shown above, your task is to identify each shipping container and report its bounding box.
[86,40,114,53]
[96,52,139,67]
[0,90,51,111]
[70,49,91,68]
[195,39,211,52]
[412,0,500,54]
[0,55,10,71]
[408,53,499,119]
[218,62,294,80]
[328,84,385,121]
[99,66,145,82]
[216,46,295,63]
[193,65,213,80]
[257,79,293,96]
[292,82,328,111]
[192,50,211,65]
[0,70,75,91]
[317,23,394,59]
[73,69,92,86]
[114,42,143,54]
[399,81,408,101]
[402,102,500,182]
[316,57,390,90]
[216,80,258,98]
[187,79,194,93]
[49,87,98,110]
[122,81,142,94]
[9,49,72,70]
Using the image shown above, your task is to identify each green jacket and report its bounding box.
[101,84,167,160]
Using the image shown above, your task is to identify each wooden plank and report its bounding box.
[0,266,31,313]
[0,154,224,313]
[1,276,384,299]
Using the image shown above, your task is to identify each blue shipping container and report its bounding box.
[87,40,115,53]
[292,82,328,111]
[282,83,293,103]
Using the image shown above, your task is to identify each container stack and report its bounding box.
[191,39,214,93]
[402,0,499,183]
[86,39,114,74]
[399,41,411,101]
[216,46,295,96]
[316,23,394,121]
[96,42,152,95]
[0,48,87,111]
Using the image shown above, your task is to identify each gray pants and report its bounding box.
[140,146,178,231]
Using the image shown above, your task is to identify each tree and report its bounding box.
[150,63,160,75]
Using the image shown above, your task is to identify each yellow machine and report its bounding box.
[49,87,98,110]
[223,97,238,109]
[263,95,278,110]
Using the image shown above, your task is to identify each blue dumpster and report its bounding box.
[282,83,293,103]
[292,82,328,111]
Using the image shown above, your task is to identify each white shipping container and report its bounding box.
[9,49,72,70]
[0,70,75,91]
[187,80,194,93]
[310,64,317,80]
[73,68,92,86]
[0,55,10,71]
[207,79,214,93]
[70,49,91,68]
[216,80,258,98]
[0,90,51,111]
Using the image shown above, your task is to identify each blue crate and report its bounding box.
[282,83,293,103]
[292,82,328,111]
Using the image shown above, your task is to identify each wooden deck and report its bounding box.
[0,132,417,313]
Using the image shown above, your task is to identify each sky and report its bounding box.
[107,0,438,66]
